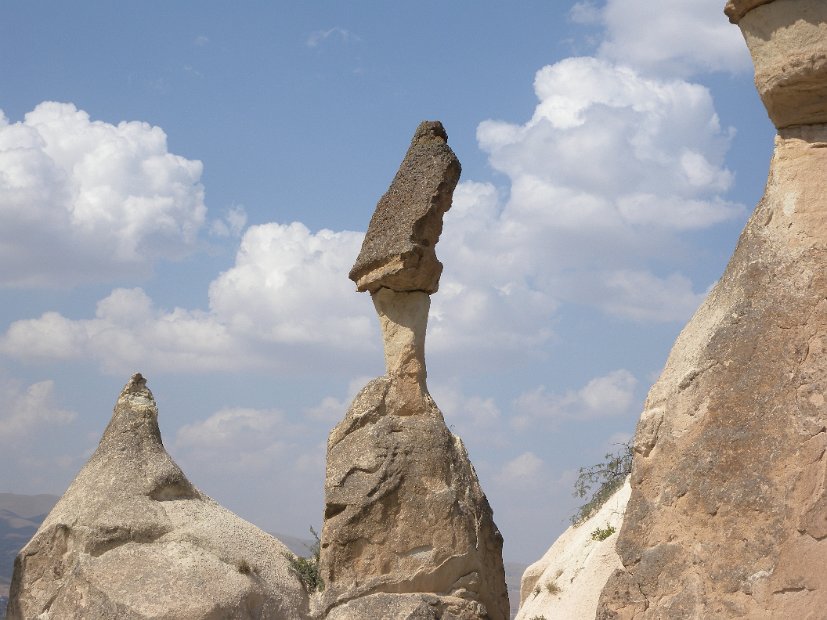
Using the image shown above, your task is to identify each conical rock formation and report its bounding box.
[7,374,310,620]
[598,2,827,617]
[317,121,509,620]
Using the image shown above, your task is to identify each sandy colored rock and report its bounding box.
[597,4,827,616]
[7,374,309,620]
[317,377,509,619]
[320,121,507,619]
[348,120,461,294]
[516,479,630,620]
[732,0,827,128]
[325,593,487,620]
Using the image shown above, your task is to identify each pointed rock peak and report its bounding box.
[117,372,156,410]
[412,119,448,144]
[349,119,461,294]
[99,371,162,450]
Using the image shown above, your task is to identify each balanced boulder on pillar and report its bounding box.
[318,121,510,620]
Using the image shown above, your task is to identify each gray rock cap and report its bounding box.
[349,121,461,294]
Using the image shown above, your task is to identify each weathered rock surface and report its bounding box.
[516,479,630,620]
[597,3,827,617]
[325,592,486,620]
[318,378,509,619]
[729,0,827,128]
[7,374,309,620]
[318,121,508,619]
[348,121,461,295]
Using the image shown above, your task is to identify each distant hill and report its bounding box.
[0,493,60,597]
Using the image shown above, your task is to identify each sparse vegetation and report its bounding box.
[545,579,562,595]
[284,526,324,592]
[572,440,633,525]
[236,559,257,575]
[591,524,617,541]
[529,616,548,620]
[533,584,541,597]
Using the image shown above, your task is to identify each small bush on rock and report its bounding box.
[284,526,324,592]
[591,524,617,541]
[572,440,633,525]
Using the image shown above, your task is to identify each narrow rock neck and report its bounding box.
[371,287,430,414]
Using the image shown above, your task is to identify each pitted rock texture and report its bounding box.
[317,377,509,620]
[325,592,487,620]
[731,0,827,128]
[596,92,827,620]
[348,120,461,294]
[7,374,309,620]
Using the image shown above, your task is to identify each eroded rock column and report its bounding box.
[598,2,827,618]
[318,121,510,620]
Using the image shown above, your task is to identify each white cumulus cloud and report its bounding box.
[596,0,751,77]
[0,376,76,442]
[1,222,378,375]
[495,451,546,489]
[471,56,743,321]
[1,44,747,372]
[0,102,206,288]
[512,369,638,430]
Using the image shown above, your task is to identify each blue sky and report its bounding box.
[0,1,774,563]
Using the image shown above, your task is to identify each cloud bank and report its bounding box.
[2,54,743,374]
[0,102,206,288]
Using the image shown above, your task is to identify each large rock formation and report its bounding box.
[317,121,509,619]
[7,374,310,620]
[598,2,827,617]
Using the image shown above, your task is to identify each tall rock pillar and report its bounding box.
[317,122,510,620]
[598,2,827,618]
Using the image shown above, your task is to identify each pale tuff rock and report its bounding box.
[597,3,827,618]
[318,122,509,619]
[728,0,827,128]
[348,120,461,294]
[515,479,630,620]
[7,374,309,620]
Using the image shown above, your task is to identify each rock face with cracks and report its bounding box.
[597,2,827,618]
[318,121,509,619]
[7,374,310,620]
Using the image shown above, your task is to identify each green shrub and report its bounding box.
[591,524,617,541]
[284,526,324,592]
[572,440,633,525]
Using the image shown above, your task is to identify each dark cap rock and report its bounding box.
[349,120,461,294]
